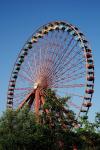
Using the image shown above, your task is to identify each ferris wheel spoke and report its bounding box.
[14,97,26,103]
[51,72,85,87]
[51,59,85,81]
[38,47,42,76]
[52,41,78,75]
[43,29,53,44]
[52,48,84,78]
[14,87,33,91]
[49,32,69,65]
[27,61,35,80]
[42,46,50,74]
[53,70,85,83]
[14,90,31,98]
[39,32,68,78]
[20,66,35,82]
[17,92,33,109]
[26,52,38,81]
[47,45,82,80]
[37,44,49,76]
[52,75,85,87]
[55,36,74,63]
[13,92,32,105]
[67,101,81,110]
[59,91,84,99]
[38,58,53,79]
[45,61,84,85]
[63,60,85,76]
[57,65,84,80]
[50,83,85,89]
[49,36,73,69]
[50,37,74,74]
[18,73,34,83]
[33,53,39,81]
[48,60,84,81]
[53,48,81,77]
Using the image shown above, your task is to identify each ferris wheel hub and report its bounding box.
[34,82,38,89]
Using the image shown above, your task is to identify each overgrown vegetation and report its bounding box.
[0,89,100,150]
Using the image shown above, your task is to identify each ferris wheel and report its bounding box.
[7,21,94,121]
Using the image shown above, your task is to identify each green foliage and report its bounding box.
[75,115,100,150]
[95,112,100,132]
[41,89,75,130]
[0,89,100,150]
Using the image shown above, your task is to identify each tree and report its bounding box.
[0,89,76,150]
[75,115,100,150]
[0,89,100,150]
[41,89,75,130]
[95,112,100,133]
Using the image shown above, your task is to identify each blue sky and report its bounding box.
[0,0,100,121]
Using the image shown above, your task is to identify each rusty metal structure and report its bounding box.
[7,21,94,121]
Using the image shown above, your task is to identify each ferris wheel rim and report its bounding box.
[7,20,94,120]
